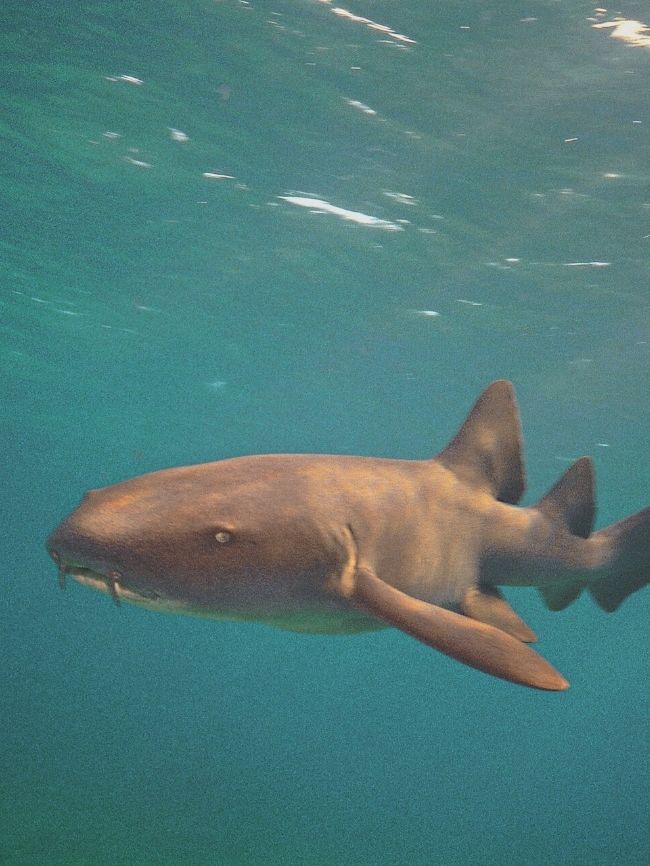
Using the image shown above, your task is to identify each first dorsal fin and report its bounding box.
[436,380,525,504]
[536,456,595,538]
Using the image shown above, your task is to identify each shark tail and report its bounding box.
[587,506,650,611]
[437,381,648,615]
[536,458,650,612]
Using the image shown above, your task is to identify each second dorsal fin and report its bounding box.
[436,380,525,504]
[536,456,595,538]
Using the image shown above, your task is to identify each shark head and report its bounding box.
[46,455,342,617]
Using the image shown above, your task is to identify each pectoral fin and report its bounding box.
[346,567,568,691]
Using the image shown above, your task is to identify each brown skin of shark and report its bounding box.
[48,456,488,612]
[48,455,580,612]
[47,381,649,691]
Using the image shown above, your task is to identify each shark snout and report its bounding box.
[47,510,132,605]
[48,510,113,568]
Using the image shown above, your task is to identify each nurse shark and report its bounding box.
[47,381,649,691]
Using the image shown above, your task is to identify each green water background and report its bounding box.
[1,1,649,864]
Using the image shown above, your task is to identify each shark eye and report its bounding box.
[214,530,232,544]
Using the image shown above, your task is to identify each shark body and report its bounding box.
[47,381,649,690]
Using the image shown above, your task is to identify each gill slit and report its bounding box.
[337,523,359,598]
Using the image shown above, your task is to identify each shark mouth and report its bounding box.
[52,553,161,607]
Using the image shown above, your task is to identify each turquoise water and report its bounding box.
[2,1,649,863]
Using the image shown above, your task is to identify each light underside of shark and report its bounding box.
[47,381,650,691]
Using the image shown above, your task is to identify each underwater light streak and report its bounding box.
[278,196,403,231]
[592,17,650,48]
[318,1,416,45]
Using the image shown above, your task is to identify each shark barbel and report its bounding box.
[47,381,649,691]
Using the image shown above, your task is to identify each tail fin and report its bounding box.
[588,506,650,611]
[437,380,525,504]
